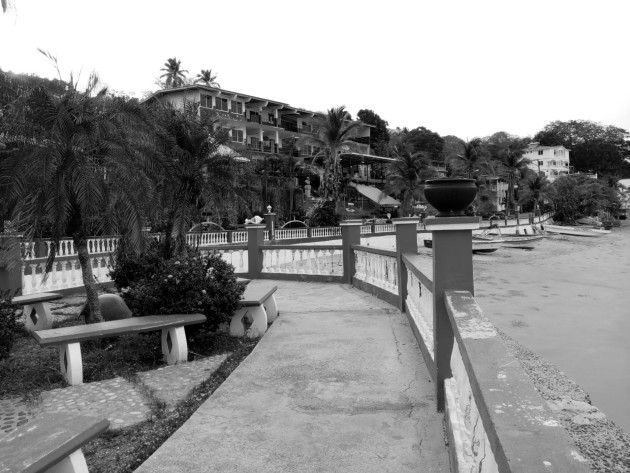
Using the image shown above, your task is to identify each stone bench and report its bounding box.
[0,413,109,473]
[31,314,206,385]
[12,292,63,332]
[230,284,278,338]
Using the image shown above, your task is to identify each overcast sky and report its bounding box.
[1,0,629,140]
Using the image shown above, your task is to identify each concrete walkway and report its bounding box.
[136,281,449,473]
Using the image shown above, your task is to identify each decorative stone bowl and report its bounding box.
[423,178,478,217]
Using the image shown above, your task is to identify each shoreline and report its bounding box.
[498,329,630,473]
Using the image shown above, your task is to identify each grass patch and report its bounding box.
[83,336,258,473]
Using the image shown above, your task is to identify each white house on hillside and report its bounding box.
[524,142,570,181]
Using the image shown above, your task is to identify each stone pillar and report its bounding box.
[340,220,362,284]
[246,225,265,279]
[264,212,276,241]
[393,217,419,312]
[425,216,480,411]
[0,236,23,294]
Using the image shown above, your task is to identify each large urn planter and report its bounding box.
[423,178,478,217]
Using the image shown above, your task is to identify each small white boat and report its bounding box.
[543,224,610,237]
[424,238,502,253]
[476,228,545,249]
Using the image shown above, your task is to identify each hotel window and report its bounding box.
[200,94,213,108]
[231,101,243,114]
[215,97,228,111]
[554,149,564,156]
[538,150,543,155]
[551,160,557,166]
[231,129,244,143]
[538,160,544,167]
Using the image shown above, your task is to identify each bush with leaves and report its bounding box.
[111,242,244,332]
[0,291,18,361]
[308,200,341,227]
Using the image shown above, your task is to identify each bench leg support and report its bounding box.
[230,305,267,338]
[59,343,83,386]
[24,302,54,331]
[46,448,89,473]
[161,327,188,364]
[264,294,279,323]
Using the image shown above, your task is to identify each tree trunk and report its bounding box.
[74,235,103,324]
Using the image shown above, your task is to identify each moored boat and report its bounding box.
[423,238,501,253]
[544,224,610,237]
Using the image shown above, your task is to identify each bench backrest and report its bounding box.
[0,414,109,473]
[32,314,206,347]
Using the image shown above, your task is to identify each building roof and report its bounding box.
[526,142,570,152]
[349,183,400,207]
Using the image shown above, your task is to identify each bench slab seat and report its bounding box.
[0,414,109,473]
[31,314,206,385]
[230,284,278,338]
[12,292,63,332]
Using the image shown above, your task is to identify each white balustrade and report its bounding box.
[202,249,248,274]
[186,232,228,246]
[360,225,372,234]
[310,227,341,238]
[375,224,395,233]
[405,270,434,359]
[232,231,248,243]
[261,248,343,276]
[353,250,398,294]
[20,256,113,295]
[275,228,308,240]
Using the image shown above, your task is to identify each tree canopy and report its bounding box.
[357,109,389,155]
[534,120,630,180]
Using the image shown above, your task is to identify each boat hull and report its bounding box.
[424,239,500,253]
[544,224,607,237]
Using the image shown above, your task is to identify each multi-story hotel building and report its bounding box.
[523,142,571,181]
[145,85,375,161]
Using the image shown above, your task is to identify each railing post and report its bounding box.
[393,217,420,312]
[246,224,265,279]
[227,231,233,244]
[425,216,480,411]
[0,236,23,295]
[307,227,313,238]
[264,212,276,241]
[340,220,362,284]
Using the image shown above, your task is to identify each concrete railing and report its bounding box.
[442,291,590,473]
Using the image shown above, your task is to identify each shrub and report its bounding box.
[118,251,244,332]
[308,200,341,227]
[0,291,18,361]
[109,238,166,290]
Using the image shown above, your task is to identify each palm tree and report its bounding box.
[519,172,554,216]
[0,75,156,323]
[449,138,486,178]
[149,100,231,257]
[298,106,362,202]
[385,147,437,216]
[195,69,220,88]
[496,146,531,215]
[160,58,188,88]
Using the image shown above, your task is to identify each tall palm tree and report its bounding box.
[150,100,231,257]
[385,147,437,216]
[0,75,156,323]
[195,69,220,88]
[160,58,188,88]
[298,106,362,202]
[449,138,486,178]
[496,146,531,215]
[519,172,554,216]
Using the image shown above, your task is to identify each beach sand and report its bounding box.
[470,223,630,434]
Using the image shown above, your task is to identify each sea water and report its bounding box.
[359,224,630,432]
